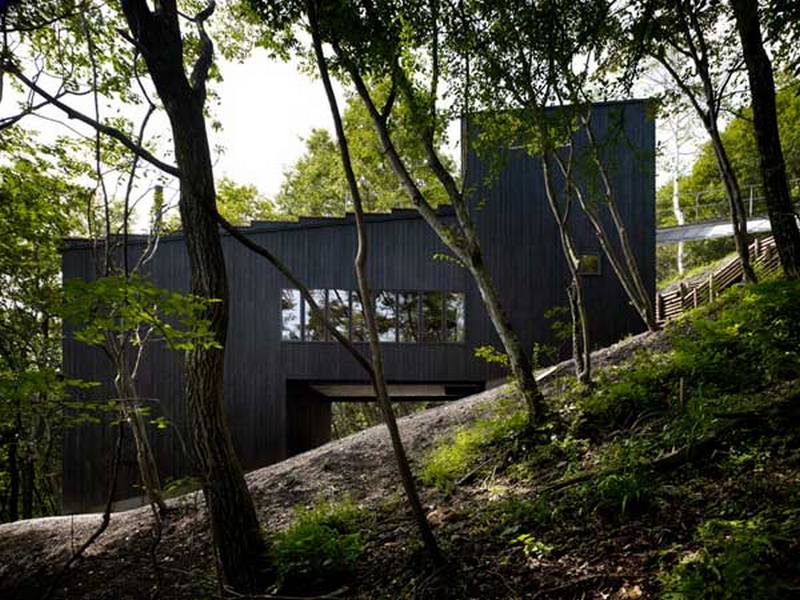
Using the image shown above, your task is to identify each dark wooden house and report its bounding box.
[61,100,655,512]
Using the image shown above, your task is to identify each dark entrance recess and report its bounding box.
[285,380,486,456]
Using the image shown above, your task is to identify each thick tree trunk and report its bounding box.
[120,3,267,591]
[171,99,267,592]
[730,0,800,279]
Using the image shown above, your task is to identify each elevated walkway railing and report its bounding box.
[655,235,781,325]
[656,179,800,226]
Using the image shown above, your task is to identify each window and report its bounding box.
[398,292,421,342]
[327,289,350,338]
[281,289,302,341]
[422,291,444,342]
[304,289,327,341]
[577,253,601,276]
[445,292,465,342]
[351,291,367,342]
[375,291,397,342]
[281,288,464,343]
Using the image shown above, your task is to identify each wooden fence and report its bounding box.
[655,236,781,325]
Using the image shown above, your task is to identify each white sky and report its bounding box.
[210,49,341,197]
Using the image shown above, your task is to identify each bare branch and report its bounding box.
[3,61,180,177]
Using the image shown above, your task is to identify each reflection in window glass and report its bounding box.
[398,292,420,342]
[422,291,444,342]
[445,292,465,342]
[281,289,302,341]
[328,289,350,338]
[304,289,327,341]
[375,291,397,342]
[351,291,367,342]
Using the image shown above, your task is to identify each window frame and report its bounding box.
[279,287,466,345]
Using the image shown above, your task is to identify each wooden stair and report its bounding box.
[655,236,781,325]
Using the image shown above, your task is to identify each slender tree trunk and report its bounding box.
[468,257,545,422]
[121,2,267,591]
[672,147,686,274]
[707,124,757,283]
[542,151,592,385]
[308,6,442,561]
[21,447,34,520]
[329,44,545,426]
[7,424,19,522]
[113,354,167,514]
[581,122,659,329]
[730,0,800,279]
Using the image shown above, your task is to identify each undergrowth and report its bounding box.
[418,279,800,597]
[269,497,366,593]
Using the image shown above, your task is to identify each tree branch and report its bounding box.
[211,209,374,375]
[3,62,180,177]
[190,0,215,102]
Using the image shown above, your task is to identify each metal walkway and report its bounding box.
[656,216,774,244]
[654,179,800,245]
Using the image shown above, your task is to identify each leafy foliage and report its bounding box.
[0,129,89,521]
[270,498,365,592]
[60,274,221,352]
[274,81,452,217]
[660,513,800,599]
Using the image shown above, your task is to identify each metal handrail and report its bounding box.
[656,179,800,224]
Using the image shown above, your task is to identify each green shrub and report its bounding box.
[271,498,365,592]
[575,351,675,435]
[669,280,800,393]
[659,514,796,599]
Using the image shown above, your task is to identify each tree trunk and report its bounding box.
[113,354,167,515]
[172,98,267,593]
[332,44,546,427]
[730,0,800,279]
[308,8,442,561]
[468,255,545,423]
[120,3,267,591]
[21,447,34,520]
[581,123,659,329]
[7,425,19,522]
[707,123,757,283]
[542,151,592,385]
[672,148,686,275]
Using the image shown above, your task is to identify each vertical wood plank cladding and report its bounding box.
[62,100,655,511]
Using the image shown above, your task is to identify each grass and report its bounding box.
[420,397,528,492]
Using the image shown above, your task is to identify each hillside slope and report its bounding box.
[1,280,799,599]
